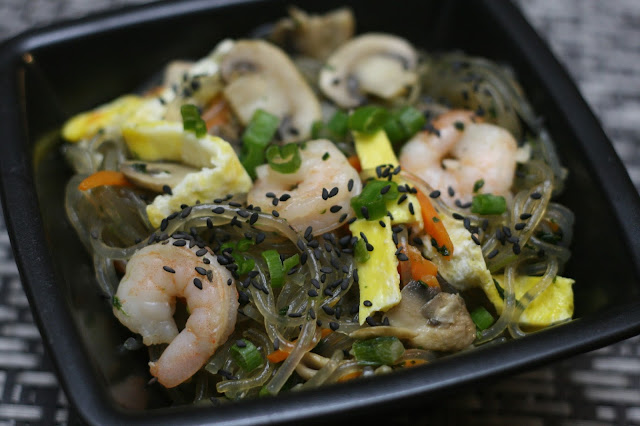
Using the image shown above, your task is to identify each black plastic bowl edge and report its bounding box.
[0,0,638,425]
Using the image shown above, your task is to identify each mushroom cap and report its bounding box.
[220,40,321,142]
[319,33,418,108]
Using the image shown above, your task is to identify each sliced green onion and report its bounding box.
[311,120,326,139]
[350,180,399,221]
[471,194,507,215]
[235,255,255,276]
[230,339,263,372]
[242,109,280,147]
[383,117,406,144]
[470,306,495,331]
[327,110,349,137]
[262,249,285,288]
[354,238,370,263]
[180,104,207,138]
[396,106,426,137]
[473,179,485,193]
[282,254,300,273]
[241,109,280,178]
[266,143,302,174]
[348,106,390,133]
[353,337,405,366]
[236,238,255,252]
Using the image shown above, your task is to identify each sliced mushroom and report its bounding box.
[349,326,417,341]
[120,160,198,193]
[385,281,476,352]
[270,7,355,60]
[319,33,418,108]
[220,40,321,142]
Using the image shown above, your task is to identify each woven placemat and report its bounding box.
[0,1,638,424]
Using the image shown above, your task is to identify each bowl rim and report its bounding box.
[0,0,639,424]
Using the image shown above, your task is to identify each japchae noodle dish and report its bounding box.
[61,7,575,405]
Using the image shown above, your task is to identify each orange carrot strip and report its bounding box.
[321,328,333,338]
[347,155,361,172]
[337,371,363,383]
[420,275,440,288]
[415,189,454,259]
[405,244,438,282]
[202,94,231,130]
[78,171,133,191]
[266,349,290,364]
[400,358,428,368]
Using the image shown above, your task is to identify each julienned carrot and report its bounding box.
[78,171,133,191]
[266,349,289,364]
[321,328,333,338]
[405,244,439,288]
[202,94,231,130]
[337,371,362,383]
[415,189,453,260]
[347,155,361,172]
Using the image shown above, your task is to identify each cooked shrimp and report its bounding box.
[247,139,362,235]
[113,239,238,388]
[399,109,518,206]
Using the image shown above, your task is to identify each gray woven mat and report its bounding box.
[0,0,638,424]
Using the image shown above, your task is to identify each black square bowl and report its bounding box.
[0,0,639,424]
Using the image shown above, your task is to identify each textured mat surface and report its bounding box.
[0,1,638,424]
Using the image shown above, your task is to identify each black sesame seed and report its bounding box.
[397,253,409,261]
[173,239,187,247]
[397,194,408,205]
[288,312,302,318]
[365,317,377,327]
[448,186,455,197]
[279,194,291,202]
[514,223,526,231]
[452,213,464,220]
[488,249,499,259]
[163,266,175,273]
[330,205,342,213]
[329,322,340,331]
[236,339,246,348]
[329,187,339,198]
[471,234,481,245]
[195,266,207,275]
[203,258,211,265]
[338,213,348,223]
[347,217,357,225]
[272,198,279,206]
[180,206,192,218]
[520,213,532,220]
[408,202,415,215]
[380,185,391,195]
[308,289,318,297]
[249,212,259,225]
[271,210,280,217]
[266,192,276,198]
[363,300,373,307]
[229,202,242,208]
[237,210,250,218]
[361,206,370,219]
[322,188,329,200]
[379,220,386,228]
[322,305,335,315]
[256,233,266,244]
[348,179,354,192]
[227,278,233,286]
[530,192,542,200]
[300,252,308,265]
[212,207,225,214]
[162,185,172,195]
[366,243,374,252]
[193,278,203,289]
[196,248,207,257]
[503,226,512,237]
[513,243,521,255]
[320,266,333,274]
[308,240,319,249]
[429,190,441,198]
